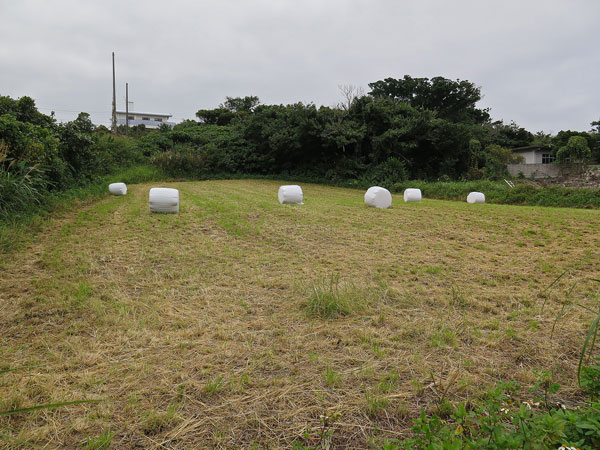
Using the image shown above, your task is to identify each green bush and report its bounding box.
[93,133,143,174]
[381,386,600,449]
[362,157,408,186]
[389,180,600,208]
[0,148,49,220]
[151,142,237,178]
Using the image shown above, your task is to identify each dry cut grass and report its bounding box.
[0,179,599,448]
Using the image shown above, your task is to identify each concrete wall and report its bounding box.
[513,149,553,164]
[514,150,537,164]
[507,163,567,179]
[508,164,600,179]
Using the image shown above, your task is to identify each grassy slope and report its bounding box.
[0,180,599,448]
[0,165,165,253]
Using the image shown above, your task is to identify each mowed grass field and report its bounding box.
[1,179,599,448]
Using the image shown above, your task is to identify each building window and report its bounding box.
[142,117,150,121]
[542,153,555,164]
[127,116,135,120]
[154,118,162,122]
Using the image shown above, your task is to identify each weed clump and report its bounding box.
[303,276,375,319]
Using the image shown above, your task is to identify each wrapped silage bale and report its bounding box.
[149,187,179,213]
[364,186,392,209]
[278,185,303,204]
[467,192,485,204]
[108,182,127,196]
[403,188,422,203]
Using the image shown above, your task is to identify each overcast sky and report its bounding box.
[1,0,598,133]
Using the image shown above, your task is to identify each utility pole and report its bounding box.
[125,82,129,135]
[111,52,117,133]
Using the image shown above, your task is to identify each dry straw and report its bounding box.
[1,179,598,448]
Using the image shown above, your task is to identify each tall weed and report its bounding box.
[0,144,49,220]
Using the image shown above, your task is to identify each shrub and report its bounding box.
[557,135,592,174]
[362,157,408,186]
[0,144,49,220]
[483,144,524,180]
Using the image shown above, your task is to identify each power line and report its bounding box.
[37,107,110,114]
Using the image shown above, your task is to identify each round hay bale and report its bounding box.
[403,188,422,202]
[278,185,303,204]
[467,192,485,204]
[108,182,127,196]
[149,188,179,213]
[364,186,392,209]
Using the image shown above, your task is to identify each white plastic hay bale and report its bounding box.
[364,186,392,209]
[278,185,303,204]
[403,188,422,202]
[108,182,127,196]
[149,187,179,213]
[467,192,485,204]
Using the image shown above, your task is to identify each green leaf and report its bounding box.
[0,399,102,416]
[549,383,560,394]
[0,365,40,375]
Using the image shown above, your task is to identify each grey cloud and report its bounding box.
[1,0,598,131]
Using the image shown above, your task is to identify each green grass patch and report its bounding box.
[0,165,167,253]
[302,276,374,319]
[390,180,600,208]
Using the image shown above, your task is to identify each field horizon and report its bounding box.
[1,179,599,448]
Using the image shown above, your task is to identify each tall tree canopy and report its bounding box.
[196,96,261,125]
[368,76,490,125]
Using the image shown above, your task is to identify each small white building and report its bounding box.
[511,146,555,164]
[116,103,174,129]
[508,145,561,178]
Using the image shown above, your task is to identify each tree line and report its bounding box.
[148,76,600,181]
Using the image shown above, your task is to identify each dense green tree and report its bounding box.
[556,136,592,173]
[368,75,490,124]
[486,120,534,148]
[222,96,260,113]
[197,96,260,126]
[0,95,54,128]
[553,130,597,163]
[196,107,236,125]
[532,131,553,147]
[553,130,595,151]
[57,113,96,181]
[178,88,533,181]
[318,106,365,164]
[483,144,524,180]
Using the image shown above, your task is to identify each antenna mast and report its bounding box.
[111,52,117,133]
[125,82,129,135]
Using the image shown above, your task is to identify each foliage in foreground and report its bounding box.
[294,278,600,449]
[385,278,600,449]
[293,361,600,450]
[386,382,600,449]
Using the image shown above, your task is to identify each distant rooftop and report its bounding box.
[116,119,175,128]
[511,145,552,151]
[116,110,171,117]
